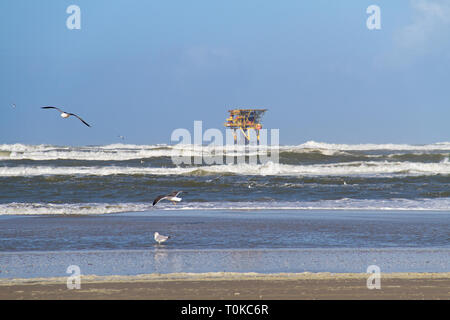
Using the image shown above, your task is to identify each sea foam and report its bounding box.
[1,141,449,161]
[1,198,449,215]
[0,160,449,177]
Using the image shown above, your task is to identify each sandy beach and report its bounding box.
[1,272,449,300]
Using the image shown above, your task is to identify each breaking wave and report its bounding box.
[1,198,449,215]
[0,160,449,177]
[1,141,449,161]
[296,141,450,151]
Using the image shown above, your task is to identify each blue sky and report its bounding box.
[1,0,449,145]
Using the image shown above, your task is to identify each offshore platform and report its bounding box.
[224,108,267,144]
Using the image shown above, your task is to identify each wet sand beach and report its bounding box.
[1,272,449,300]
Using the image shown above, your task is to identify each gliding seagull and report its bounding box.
[41,106,91,127]
[152,191,184,206]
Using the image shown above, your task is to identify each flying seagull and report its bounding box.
[11,103,16,108]
[41,106,90,127]
[154,232,170,244]
[152,191,184,206]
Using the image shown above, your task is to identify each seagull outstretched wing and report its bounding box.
[68,113,91,127]
[41,106,64,113]
[169,191,183,197]
[153,195,168,206]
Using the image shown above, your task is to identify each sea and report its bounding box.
[0,141,449,278]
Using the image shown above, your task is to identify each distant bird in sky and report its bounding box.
[152,191,184,206]
[41,106,91,127]
[11,103,16,108]
[154,232,170,244]
[118,135,125,140]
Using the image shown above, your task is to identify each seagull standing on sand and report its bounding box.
[154,232,170,244]
[152,191,184,206]
[41,106,91,127]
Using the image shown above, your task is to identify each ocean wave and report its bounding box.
[0,143,176,161]
[190,161,450,176]
[1,198,449,215]
[1,141,449,161]
[0,143,280,161]
[0,160,449,177]
[0,202,149,215]
[296,141,450,151]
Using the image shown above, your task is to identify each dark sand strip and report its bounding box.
[1,273,449,300]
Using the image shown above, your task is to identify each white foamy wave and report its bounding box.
[295,141,450,151]
[1,160,449,177]
[1,141,449,161]
[0,143,277,161]
[166,198,450,211]
[1,198,449,215]
[0,143,179,161]
[194,161,450,176]
[0,165,193,176]
[0,202,151,215]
